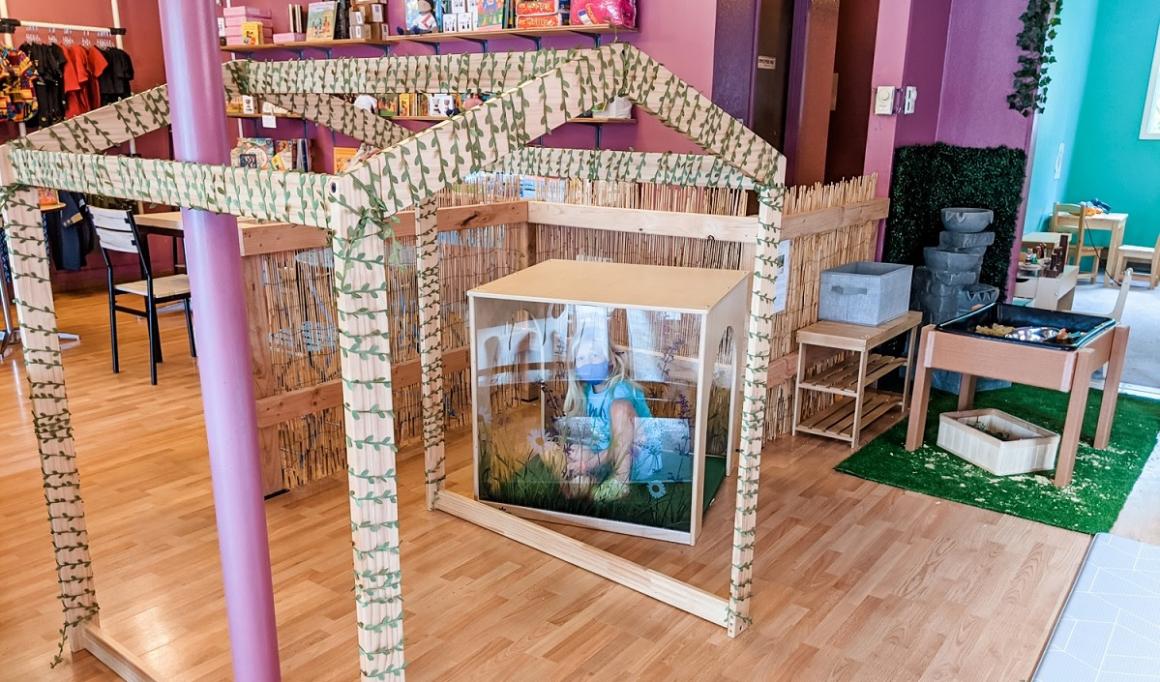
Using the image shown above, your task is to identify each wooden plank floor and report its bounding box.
[1,290,1148,681]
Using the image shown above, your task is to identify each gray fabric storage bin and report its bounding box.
[819,261,913,326]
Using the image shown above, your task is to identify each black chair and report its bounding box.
[90,207,195,385]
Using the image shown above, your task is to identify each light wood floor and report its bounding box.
[1,291,1156,681]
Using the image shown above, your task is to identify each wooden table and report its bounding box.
[905,323,1130,487]
[1013,264,1079,311]
[134,211,291,236]
[133,211,186,238]
[1052,211,1128,280]
[793,311,922,449]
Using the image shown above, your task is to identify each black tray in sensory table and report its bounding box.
[937,303,1115,351]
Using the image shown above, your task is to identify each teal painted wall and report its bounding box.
[1065,2,1160,247]
[1022,0,1099,235]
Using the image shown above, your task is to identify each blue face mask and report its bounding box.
[576,361,610,383]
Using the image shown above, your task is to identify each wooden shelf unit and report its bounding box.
[792,311,922,449]
[221,24,633,54]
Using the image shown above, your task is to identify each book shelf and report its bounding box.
[222,24,633,54]
[390,115,635,125]
[228,112,635,126]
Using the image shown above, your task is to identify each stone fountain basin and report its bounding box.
[930,269,980,287]
[941,207,994,233]
[924,247,983,272]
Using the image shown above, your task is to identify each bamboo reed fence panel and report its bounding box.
[250,174,877,488]
[249,223,526,487]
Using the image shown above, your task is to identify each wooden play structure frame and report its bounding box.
[1,45,789,680]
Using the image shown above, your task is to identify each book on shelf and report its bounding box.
[405,0,443,33]
[333,146,360,173]
[475,0,505,29]
[306,1,338,40]
[231,137,311,172]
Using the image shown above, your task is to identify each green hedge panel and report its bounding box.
[884,143,1027,299]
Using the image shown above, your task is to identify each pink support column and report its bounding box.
[157,1,281,680]
[863,0,915,259]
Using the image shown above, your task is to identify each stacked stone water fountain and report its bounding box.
[911,208,1000,324]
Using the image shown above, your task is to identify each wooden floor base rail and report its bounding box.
[71,622,160,682]
[433,490,732,629]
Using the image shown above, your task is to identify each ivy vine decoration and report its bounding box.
[1009,0,1063,116]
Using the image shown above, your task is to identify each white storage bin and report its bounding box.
[937,409,1060,476]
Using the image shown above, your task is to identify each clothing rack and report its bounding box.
[0,0,127,356]
[0,19,127,38]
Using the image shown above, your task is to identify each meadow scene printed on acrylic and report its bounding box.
[474,301,734,531]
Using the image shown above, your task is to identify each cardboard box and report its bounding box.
[514,0,560,15]
[514,13,562,28]
[362,2,386,23]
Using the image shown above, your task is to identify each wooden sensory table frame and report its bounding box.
[1,44,797,680]
[905,323,1130,487]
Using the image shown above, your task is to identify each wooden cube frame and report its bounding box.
[0,44,785,681]
[467,260,751,545]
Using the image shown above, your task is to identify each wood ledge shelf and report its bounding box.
[227,112,634,126]
[796,389,902,442]
[799,353,907,397]
[222,24,635,54]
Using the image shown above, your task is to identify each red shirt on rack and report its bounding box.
[85,45,108,113]
[64,43,105,118]
[63,43,87,117]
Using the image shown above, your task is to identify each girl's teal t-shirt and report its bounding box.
[582,380,651,451]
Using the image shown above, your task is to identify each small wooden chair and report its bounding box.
[90,207,196,385]
[1112,235,1159,289]
[1051,203,1102,283]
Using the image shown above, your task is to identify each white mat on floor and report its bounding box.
[1035,533,1160,681]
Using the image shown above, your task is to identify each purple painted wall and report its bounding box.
[935,0,1035,149]
[228,1,720,167]
[894,0,952,146]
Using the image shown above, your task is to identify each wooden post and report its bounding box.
[2,187,100,658]
[850,349,870,449]
[726,177,785,637]
[330,179,406,680]
[1094,326,1129,450]
[901,325,918,413]
[905,325,935,451]
[415,198,446,510]
[957,374,977,411]
[1055,348,1095,487]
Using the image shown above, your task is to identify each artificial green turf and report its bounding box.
[834,386,1160,534]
